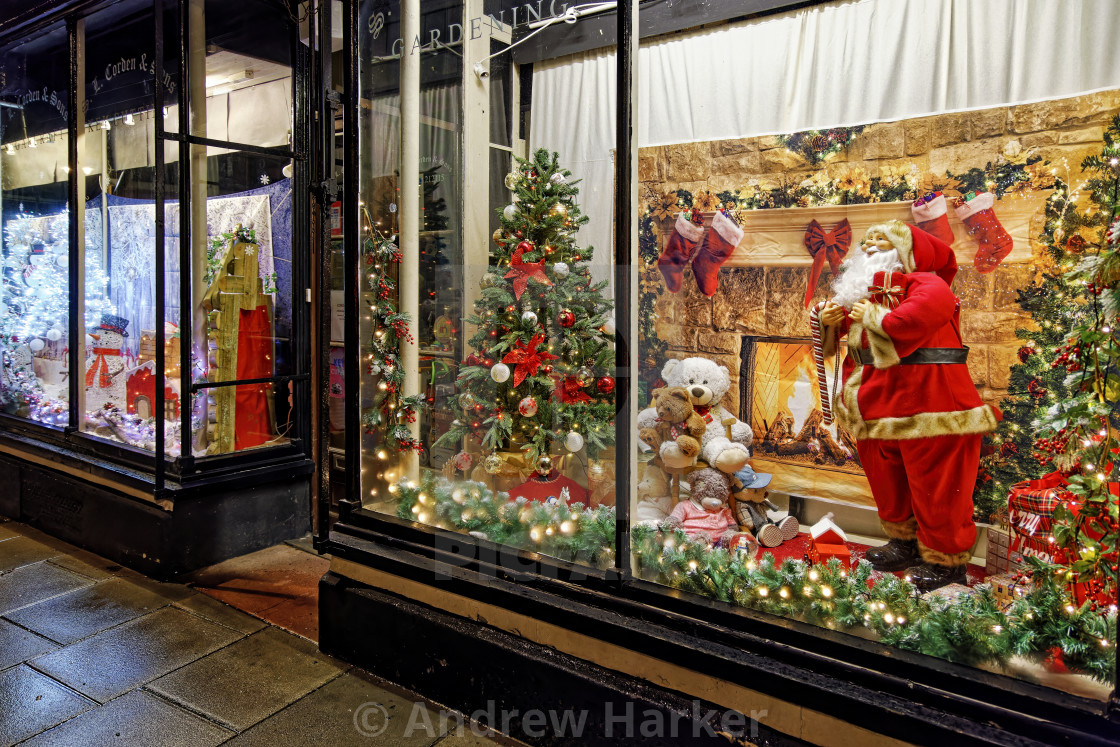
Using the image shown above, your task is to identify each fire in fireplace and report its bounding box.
[739,336,862,474]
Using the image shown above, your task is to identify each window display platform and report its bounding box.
[0,433,311,580]
[320,525,1120,746]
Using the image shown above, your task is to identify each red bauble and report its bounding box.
[557,310,576,328]
[1017,346,1033,363]
[597,376,616,395]
[516,240,534,255]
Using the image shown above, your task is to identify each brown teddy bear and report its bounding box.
[729,466,798,548]
[638,386,705,468]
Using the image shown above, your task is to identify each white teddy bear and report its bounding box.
[637,357,752,474]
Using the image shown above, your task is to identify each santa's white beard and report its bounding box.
[830,248,904,309]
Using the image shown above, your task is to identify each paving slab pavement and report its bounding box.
[0,518,520,746]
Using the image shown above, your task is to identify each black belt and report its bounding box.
[855,346,969,366]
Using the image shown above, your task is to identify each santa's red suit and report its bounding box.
[824,225,1001,567]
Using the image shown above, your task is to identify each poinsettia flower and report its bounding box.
[693,190,720,212]
[836,167,871,197]
[502,332,558,387]
[650,191,680,220]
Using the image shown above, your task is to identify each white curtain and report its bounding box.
[529,0,1120,293]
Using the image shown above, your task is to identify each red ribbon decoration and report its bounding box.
[504,245,553,301]
[84,347,119,388]
[802,218,852,308]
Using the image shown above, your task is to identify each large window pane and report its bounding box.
[357,0,619,569]
[0,23,70,427]
[631,0,1117,700]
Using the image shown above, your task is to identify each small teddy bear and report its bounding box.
[667,467,741,546]
[729,465,799,548]
[638,386,705,468]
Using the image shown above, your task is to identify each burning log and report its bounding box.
[776,441,811,456]
[793,409,824,443]
[837,423,860,466]
[819,429,848,463]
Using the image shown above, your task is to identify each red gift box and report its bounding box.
[809,543,852,568]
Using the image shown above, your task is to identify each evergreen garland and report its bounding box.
[359,214,425,452]
[395,472,1115,683]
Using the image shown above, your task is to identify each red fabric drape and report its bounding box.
[235,305,273,450]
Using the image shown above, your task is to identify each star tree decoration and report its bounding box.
[434,149,616,462]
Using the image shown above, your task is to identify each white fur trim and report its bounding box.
[674,212,705,243]
[710,210,744,247]
[835,371,1000,441]
[846,315,899,370]
[911,194,947,221]
[953,191,996,220]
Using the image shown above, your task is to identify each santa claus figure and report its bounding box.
[818,220,1000,590]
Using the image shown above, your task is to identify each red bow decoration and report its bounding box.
[555,375,591,404]
[502,332,558,387]
[85,347,118,388]
[504,245,553,300]
[802,218,852,308]
[693,403,714,424]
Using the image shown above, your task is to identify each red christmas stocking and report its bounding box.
[692,210,744,297]
[911,192,955,246]
[954,192,1012,273]
[657,211,704,293]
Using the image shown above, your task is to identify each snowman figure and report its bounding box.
[85,314,130,410]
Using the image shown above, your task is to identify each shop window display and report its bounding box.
[357,0,619,568]
[2,0,299,459]
[0,23,72,426]
[344,0,1117,708]
[617,3,1119,697]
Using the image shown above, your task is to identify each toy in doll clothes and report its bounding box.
[668,467,755,554]
[508,455,588,505]
[637,358,751,474]
[85,314,130,410]
[729,466,798,548]
[817,220,1000,591]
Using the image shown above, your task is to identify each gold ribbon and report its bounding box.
[868,270,904,309]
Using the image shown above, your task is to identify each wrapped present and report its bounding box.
[987,572,1028,610]
[1007,472,1067,562]
[984,526,1026,574]
[922,583,976,606]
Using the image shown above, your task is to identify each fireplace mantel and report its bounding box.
[657,191,1050,268]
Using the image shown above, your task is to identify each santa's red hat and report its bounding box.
[866,220,958,285]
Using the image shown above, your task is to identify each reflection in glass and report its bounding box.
[0,24,71,426]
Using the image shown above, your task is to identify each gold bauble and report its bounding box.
[492,228,505,245]
[504,172,520,190]
[536,455,553,475]
[549,203,568,219]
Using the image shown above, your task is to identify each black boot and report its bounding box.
[905,562,966,592]
[864,538,919,572]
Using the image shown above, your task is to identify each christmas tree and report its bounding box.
[1,209,112,418]
[974,124,1119,521]
[975,118,1120,614]
[435,149,616,463]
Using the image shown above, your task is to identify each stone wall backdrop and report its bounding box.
[641,90,1120,419]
